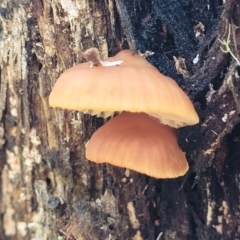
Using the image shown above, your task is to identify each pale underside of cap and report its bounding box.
[49,50,199,128]
[86,112,189,179]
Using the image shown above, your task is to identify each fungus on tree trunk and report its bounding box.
[86,112,189,178]
[48,49,199,178]
[49,49,199,127]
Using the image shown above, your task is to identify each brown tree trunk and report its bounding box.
[0,0,240,239]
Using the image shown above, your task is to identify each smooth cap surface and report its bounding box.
[49,50,199,127]
[86,112,189,179]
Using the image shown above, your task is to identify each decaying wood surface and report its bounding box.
[1,0,240,239]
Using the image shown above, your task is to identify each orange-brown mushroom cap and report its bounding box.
[49,50,199,128]
[86,112,189,179]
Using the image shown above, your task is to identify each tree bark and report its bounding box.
[0,0,240,239]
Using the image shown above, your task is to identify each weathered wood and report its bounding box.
[1,0,240,240]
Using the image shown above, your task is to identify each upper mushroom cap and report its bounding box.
[49,49,199,127]
[86,112,189,179]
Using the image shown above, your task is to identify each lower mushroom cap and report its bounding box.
[86,112,189,179]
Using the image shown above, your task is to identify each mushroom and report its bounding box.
[86,112,188,179]
[49,49,199,128]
